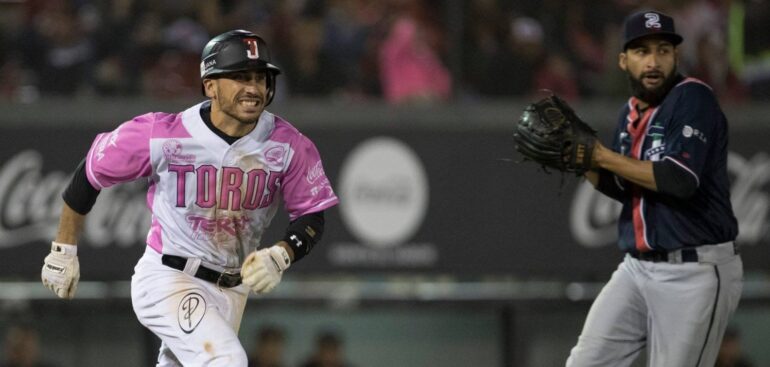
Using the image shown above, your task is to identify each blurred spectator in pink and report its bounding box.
[378,0,451,104]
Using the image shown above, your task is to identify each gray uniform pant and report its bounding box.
[566,243,743,367]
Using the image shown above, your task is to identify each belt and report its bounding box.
[161,255,242,288]
[631,248,698,263]
[629,242,737,264]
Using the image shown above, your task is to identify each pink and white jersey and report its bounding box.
[85,101,339,268]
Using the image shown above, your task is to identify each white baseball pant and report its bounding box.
[131,247,250,367]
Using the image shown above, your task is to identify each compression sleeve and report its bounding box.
[653,159,698,199]
[595,169,628,201]
[62,158,101,215]
[282,210,325,263]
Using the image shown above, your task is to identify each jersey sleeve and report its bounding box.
[662,83,723,186]
[281,135,339,220]
[85,113,154,189]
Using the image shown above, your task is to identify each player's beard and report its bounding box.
[627,67,680,106]
[220,94,264,126]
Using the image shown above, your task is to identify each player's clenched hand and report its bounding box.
[241,245,291,294]
[41,242,80,299]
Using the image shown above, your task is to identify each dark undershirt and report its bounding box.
[199,104,240,145]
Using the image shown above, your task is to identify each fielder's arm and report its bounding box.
[587,142,698,199]
[42,159,99,299]
[55,203,87,245]
[591,143,657,190]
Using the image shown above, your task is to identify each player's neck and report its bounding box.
[210,107,257,138]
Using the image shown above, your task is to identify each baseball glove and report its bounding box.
[513,94,597,175]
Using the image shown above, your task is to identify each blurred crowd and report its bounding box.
[248,326,354,367]
[0,323,354,367]
[0,0,768,104]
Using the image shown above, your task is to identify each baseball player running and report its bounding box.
[41,30,339,366]
[566,10,743,367]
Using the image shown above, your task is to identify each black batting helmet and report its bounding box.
[200,30,281,105]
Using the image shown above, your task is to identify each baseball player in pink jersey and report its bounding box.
[41,30,339,366]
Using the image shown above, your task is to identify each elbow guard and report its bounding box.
[596,169,628,201]
[62,159,101,215]
[282,211,325,263]
[653,160,698,199]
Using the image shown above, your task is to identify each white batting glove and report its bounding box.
[41,242,80,299]
[241,246,291,294]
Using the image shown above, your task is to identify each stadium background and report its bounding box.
[0,0,768,366]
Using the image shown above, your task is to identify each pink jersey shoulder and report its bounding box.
[270,115,304,144]
[270,115,339,218]
[86,112,184,189]
[149,112,192,139]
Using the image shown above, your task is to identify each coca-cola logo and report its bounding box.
[306,160,324,184]
[570,151,770,248]
[0,150,150,249]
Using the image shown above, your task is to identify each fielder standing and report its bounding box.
[567,10,743,367]
[41,30,339,366]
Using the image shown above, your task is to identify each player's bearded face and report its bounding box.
[211,71,268,124]
[627,65,679,107]
[622,39,679,106]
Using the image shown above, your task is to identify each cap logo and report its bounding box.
[243,38,259,59]
[644,13,662,29]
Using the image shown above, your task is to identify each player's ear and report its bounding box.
[673,47,680,66]
[618,52,627,71]
[203,79,217,99]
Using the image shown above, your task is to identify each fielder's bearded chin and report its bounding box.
[627,69,680,106]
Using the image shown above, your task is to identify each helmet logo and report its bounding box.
[243,38,260,59]
[644,13,661,29]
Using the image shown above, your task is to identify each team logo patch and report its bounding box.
[644,13,662,29]
[306,160,324,184]
[683,125,707,143]
[162,139,196,163]
[644,145,666,160]
[178,292,206,334]
[162,140,182,157]
[243,38,259,59]
[264,146,285,166]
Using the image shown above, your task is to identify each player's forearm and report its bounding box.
[55,203,86,245]
[275,241,295,262]
[584,170,599,187]
[594,144,657,191]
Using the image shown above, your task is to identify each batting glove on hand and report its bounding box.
[41,242,80,299]
[241,246,291,294]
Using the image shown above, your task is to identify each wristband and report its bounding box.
[52,241,78,256]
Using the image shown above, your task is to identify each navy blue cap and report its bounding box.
[622,10,683,50]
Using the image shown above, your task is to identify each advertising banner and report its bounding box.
[0,124,767,280]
